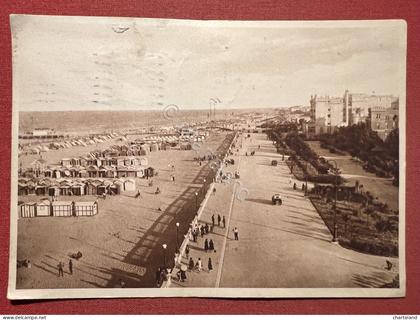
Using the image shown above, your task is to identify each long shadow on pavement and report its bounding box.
[101,134,236,288]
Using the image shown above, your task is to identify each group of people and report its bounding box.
[204,238,215,252]
[190,222,211,242]
[187,257,213,273]
[155,267,170,287]
[57,259,73,277]
[211,214,226,228]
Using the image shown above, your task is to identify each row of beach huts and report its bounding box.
[21,155,154,180]
[18,177,137,196]
[19,200,98,218]
[19,133,120,155]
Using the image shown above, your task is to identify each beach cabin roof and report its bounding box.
[74,201,97,206]
[52,201,73,206]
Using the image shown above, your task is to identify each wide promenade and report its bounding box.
[172,132,399,288]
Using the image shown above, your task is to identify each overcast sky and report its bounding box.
[11,15,406,111]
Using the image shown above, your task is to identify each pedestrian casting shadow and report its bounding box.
[246,198,273,206]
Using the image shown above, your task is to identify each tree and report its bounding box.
[385,128,399,159]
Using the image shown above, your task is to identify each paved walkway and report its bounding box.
[171,133,399,288]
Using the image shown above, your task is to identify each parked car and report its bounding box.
[271,194,282,205]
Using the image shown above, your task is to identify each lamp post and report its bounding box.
[195,191,199,213]
[304,164,308,196]
[162,243,167,268]
[175,222,180,253]
[328,159,339,243]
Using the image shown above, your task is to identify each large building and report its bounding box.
[308,90,399,138]
[309,94,348,135]
[369,105,399,140]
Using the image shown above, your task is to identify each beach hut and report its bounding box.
[97,180,111,195]
[62,169,72,178]
[59,181,72,196]
[51,201,73,217]
[53,168,61,179]
[87,165,99,178]
[48,184,60,197]
[19,202,36,218]
[26,181,36,195]
[116,166,128,178]
[35,182,48,196]
[98,165,115,178]
[71,182,86,196]
[73,201,98,216]
[44,168,53,178]
[150,143,159,152]
[18,182,28,196]
[79,156,90,167]
[123,179,136,192]
[79,168,88,178]
[61,158,72,166]
[71,158,81,166]
[36,200,52,217]
[86,180,102,195]
[110,179,123,195]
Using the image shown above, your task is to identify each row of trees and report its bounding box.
[285,132,331,175]
[319,123,399,185]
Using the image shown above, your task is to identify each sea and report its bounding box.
[18,109,261,135]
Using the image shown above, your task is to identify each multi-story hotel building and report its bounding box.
[308,90,399,139]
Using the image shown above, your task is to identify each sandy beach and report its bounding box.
[16,130,231,289]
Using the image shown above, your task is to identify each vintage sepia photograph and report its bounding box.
[8,15,406,299]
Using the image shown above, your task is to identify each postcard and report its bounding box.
[8,15,406,299]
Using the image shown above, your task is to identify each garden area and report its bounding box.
[318,123,399,186]
[267,126,399,257]
[309,184,399,257]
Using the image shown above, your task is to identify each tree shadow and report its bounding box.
[103,134,236,288]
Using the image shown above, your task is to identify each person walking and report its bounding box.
[233,227,239,240]
[155,267,161,287]
[188,257,195,271]
[211,214,215,226]
[204,223,209,234]
[180,269,187,282]
[204,239,209,252]
[185,244,190,259]
[209,239,215,251]
[222,216,226,228]
[197,258,202,272]
[200,225,205,237]
[208,258,213,272]
[57,261,64,277]
[217,214,221,226]
[174,253,178,268]
[68,259,73,275]
[293,182,297,190]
